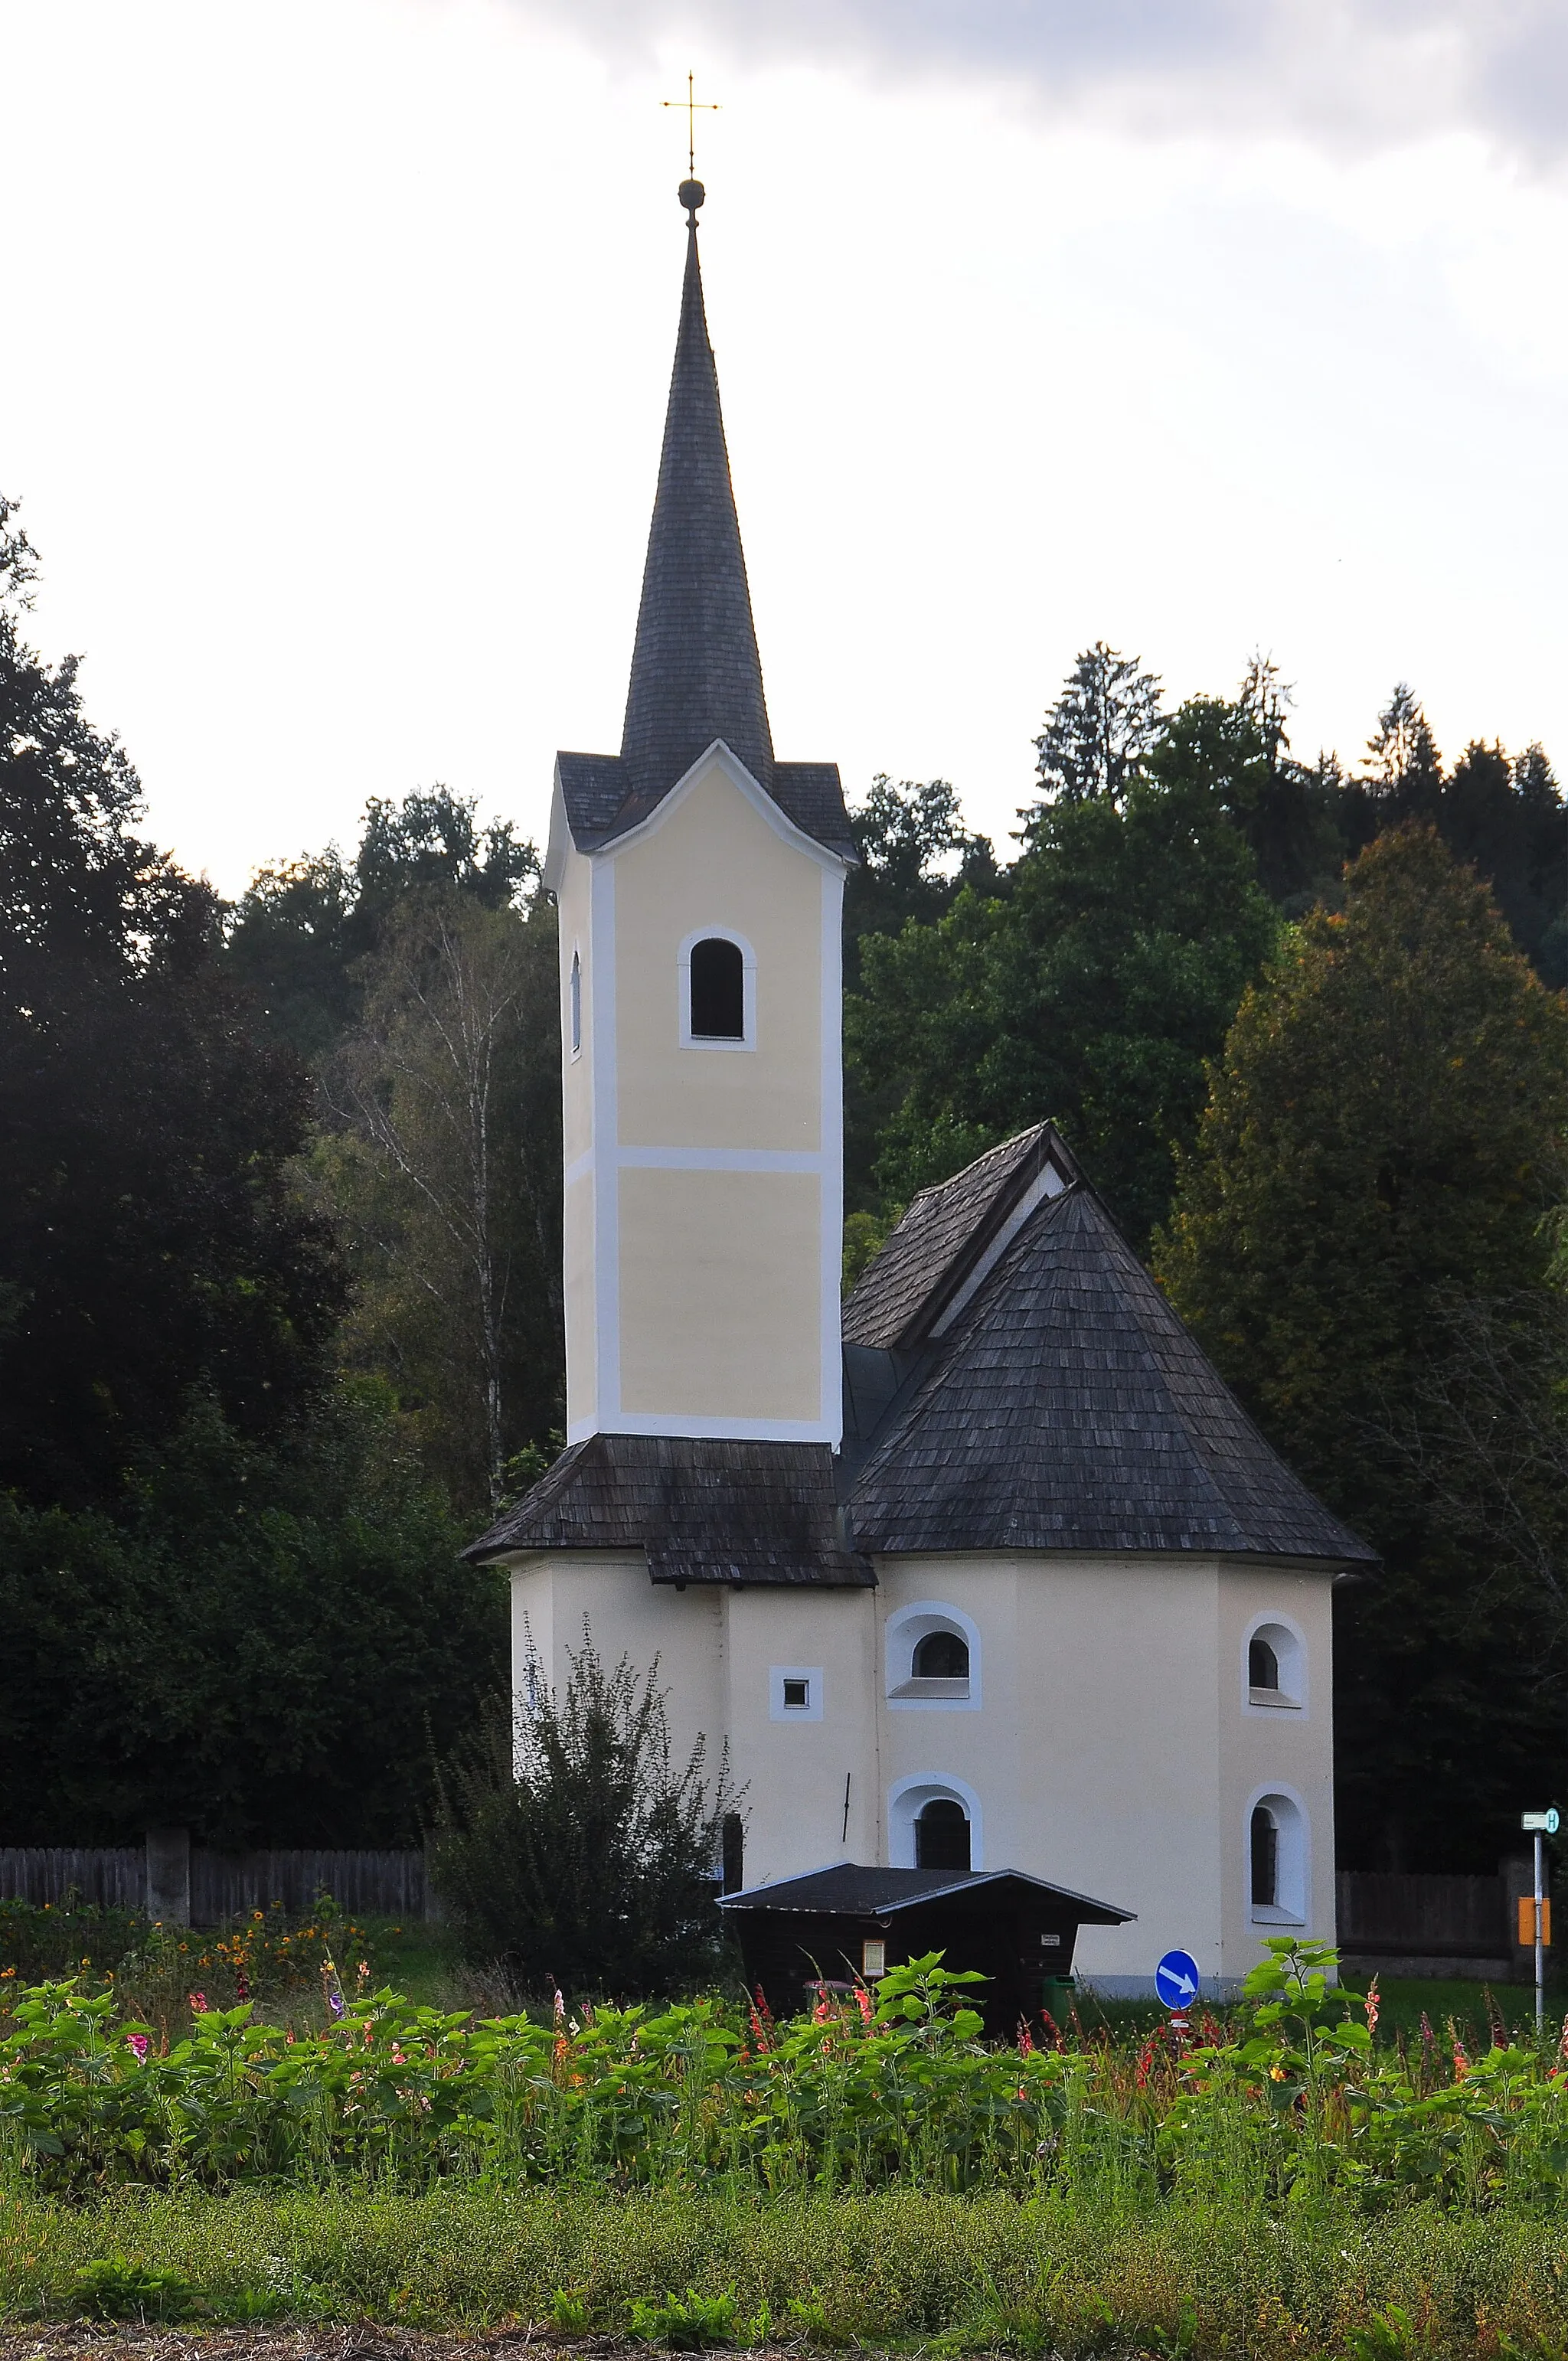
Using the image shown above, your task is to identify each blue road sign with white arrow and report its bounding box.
[1155,1949,1200,2010]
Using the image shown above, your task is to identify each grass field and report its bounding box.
[0,1929,1563,2351]
[4,2184,1568,2354]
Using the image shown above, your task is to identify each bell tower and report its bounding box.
[543,177,855,1447]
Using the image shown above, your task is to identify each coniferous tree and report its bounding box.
[1157,827,1568,1867]
[1024,641,1165,818]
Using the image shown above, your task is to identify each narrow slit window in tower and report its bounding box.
[570,949,582,1056]
[1250,1805,1279,1908]
[690,936,745,1040]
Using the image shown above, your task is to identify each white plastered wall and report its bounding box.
[509,1548,1337,1992]
[510,1559,881,1899]
[870,1553,1338,1994]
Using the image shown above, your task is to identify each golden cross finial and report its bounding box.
[662,71,720,178]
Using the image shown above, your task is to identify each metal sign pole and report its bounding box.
[1537,1829,1546,2034]
[1522,1809,1558,2036]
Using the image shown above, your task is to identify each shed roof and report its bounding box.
[717,1862,1133,1924]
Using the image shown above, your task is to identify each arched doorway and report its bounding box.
[915,1796,971,1872]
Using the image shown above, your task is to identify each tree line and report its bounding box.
[5,491,1568,1875]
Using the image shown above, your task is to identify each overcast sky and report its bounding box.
[5,0,1568,893]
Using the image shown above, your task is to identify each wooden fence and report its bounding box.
[1335,1866,1524,1967]
[0,1847,429,1925]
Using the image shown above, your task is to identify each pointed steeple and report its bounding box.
[619,181,775,802]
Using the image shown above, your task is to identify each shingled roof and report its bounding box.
[843,1122,1079,1352]
[848,1171,1376,1564]
[549,198,854,867]
[464,1434,874,1585]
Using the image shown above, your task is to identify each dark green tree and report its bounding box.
[843,776,997,1210]
[1157,827,1568,1869]
[1232,656,1347,912]
[224,787,539,1063]
[428,1632,734,1996]
[851,697,1278,1246]
[0,499,345,1507]
[0,1381,502,1845]
[1024,640,1165,818]
[844,775,997,974]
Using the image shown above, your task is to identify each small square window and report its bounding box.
[769,1665,822,1721]
[862,1939,886,1978]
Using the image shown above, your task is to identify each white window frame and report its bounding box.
[1242,1613,1307,1715]
[884,1601,981,1710]
[769,1664,823,1723]
[678,926,757,1052]
[1246,1784,1308,1925]
[888,1773,984,1870]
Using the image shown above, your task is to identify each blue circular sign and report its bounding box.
[1154,1949,1200,2010]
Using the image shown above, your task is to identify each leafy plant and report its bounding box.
[71,2256,200,2320]
[548,2286,593,2333]
[628,2288,738,2348]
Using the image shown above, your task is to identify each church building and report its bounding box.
[465,178,1376,1998]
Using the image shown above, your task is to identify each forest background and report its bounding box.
[5,485,1568,1879]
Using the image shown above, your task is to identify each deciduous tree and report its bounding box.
[0,499,344,1507]
[1157,827,1568,1866]
[851,698,1277,1246]
[315,890,563,1511]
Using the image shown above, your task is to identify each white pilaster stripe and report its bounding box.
[616,1145,823,1174]
[590,854,620,1423]
[820,863,845,1445]
[599,1411,839,1442]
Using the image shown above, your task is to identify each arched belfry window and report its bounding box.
[689,936,744,1040]
[916,1798,971,1873]
[1248,1634,1278,1691]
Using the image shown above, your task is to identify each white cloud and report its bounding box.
[513,0,1568,162]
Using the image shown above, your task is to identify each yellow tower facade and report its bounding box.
[549,743,847,1443]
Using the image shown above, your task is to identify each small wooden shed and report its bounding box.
[718,1863,1134,2036]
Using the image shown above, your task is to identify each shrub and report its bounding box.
[427,1629,736,1997]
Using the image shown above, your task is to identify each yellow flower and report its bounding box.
[1270,2065,1287,2082]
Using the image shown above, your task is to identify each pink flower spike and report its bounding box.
[126,2033,149,2062]
[188,1992,207,2014]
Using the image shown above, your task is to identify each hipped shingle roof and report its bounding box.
[849,1178,1376,1564]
